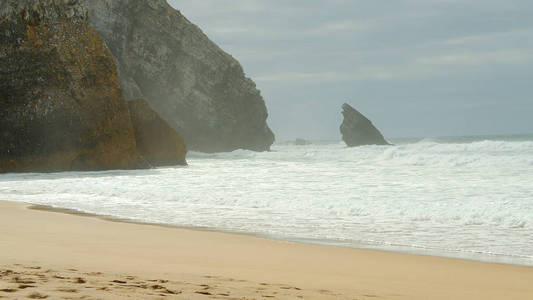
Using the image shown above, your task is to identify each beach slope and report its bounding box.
[1,200,532,299]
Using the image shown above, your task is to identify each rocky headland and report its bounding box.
[0,0,186,173]
[83,0,275,153]
[340,103,390,147]
[1,0,275,172]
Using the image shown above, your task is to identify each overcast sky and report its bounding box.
[170,0,533,141]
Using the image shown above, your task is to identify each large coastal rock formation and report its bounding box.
[340,103,390,147]
[0,0,140,172]
[128,99,187,167]
[0,0,186,173]
[83,0,275,153]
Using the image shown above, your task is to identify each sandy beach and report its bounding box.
[1,200,532,299]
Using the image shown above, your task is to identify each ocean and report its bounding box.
[1,135,532,266]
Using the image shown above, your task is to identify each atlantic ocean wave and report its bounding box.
[1,136,532,266]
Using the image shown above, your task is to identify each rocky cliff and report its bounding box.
[340,103,390,147]
[0,0,145,172]
[83,0,275,153]
[0,0,186,173]
[128,99,187,167]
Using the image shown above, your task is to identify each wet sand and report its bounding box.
[1,200,532,299]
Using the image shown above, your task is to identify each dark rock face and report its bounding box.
[0,0,144,173]
[83,0,275,153]
[340,103,390,147]
[128,99,187,167]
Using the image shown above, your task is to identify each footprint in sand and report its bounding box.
[148,284,180,295]
[280,286,301,291]
[57,287,78,293]
[0,270,15,277]
[27,292,48,299]
[18,284,36,289]
[195,290,213,295]
[111,280,127,284]
[74,278,86,284]
[12,277,36,284]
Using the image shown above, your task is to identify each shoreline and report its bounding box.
[28,202,533,268]
[1,200,533,299]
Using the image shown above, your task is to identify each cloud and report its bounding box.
[171,0,269,15]
[255,72,353,84]
[254,66,420,84]
[437,29,533,46]
[253,48,533,85]
[169,0,533,139]
[416,50,533,65]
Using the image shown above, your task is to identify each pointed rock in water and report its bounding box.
[340,103,390,147]
[128,99,187,167]
[0,0,144,172]
[83,0,275,153]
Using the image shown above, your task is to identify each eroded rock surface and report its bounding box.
[83,0,275,153]
[0,0,144,172]
[128,99,187,167]
[340,103,390,147]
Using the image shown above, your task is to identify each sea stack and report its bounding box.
[340,103,390,147]
[83,0,275,153]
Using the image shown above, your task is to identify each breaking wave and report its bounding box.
[2,136,533,266]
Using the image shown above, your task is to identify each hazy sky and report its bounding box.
[170,0,533,141]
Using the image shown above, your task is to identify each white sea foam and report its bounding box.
[1,137,533,266]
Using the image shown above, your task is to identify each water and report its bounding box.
[1,135,533,266]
